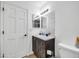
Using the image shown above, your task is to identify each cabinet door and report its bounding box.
[36,39,39,57]
[38,39,46,58]
[32,36,37,55]
[46,39,55,56]
[40,41,46,58]
[32,36,35,52]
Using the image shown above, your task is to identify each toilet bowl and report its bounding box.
[58,43,79,58]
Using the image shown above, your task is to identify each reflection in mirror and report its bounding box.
[33,17,40,28]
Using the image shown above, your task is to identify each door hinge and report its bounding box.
[3,53,4,58]
[2,7,4,11]
[2,30,4,35]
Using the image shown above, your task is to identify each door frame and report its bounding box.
[1,2,28,58]
[1,1,4,58]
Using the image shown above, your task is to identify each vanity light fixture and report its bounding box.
[40,8,49,15]
[35,15,39,18]
[34,8,49,18]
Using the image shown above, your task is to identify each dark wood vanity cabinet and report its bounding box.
[32,36,55,58]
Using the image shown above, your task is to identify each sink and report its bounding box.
[39,32,50,36]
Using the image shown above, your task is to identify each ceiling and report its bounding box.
[5,1,47,13]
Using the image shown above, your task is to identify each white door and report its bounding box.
[3,3,28,58]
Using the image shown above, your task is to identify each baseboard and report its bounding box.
[26,51,34,56]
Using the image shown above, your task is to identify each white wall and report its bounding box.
[55,1,79,57]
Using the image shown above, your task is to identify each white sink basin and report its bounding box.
[33,34,55,41]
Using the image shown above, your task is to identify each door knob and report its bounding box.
[24,34,27,36]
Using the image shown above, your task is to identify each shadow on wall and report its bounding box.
[55,38,61,58]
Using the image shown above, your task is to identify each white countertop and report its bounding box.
[32,34,55,41]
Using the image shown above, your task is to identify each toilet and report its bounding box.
[58,43,79,58]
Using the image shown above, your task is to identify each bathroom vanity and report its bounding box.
[32,35,55,58]
[32,7,55,58]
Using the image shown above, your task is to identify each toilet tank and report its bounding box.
[58,43,79,58]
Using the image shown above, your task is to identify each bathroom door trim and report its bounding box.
[1,2,5,58]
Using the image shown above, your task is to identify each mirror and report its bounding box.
[41,16,47,28]
[32,10,55,34]
[33,17,40,28]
